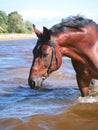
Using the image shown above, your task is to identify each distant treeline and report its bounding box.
[0,10,33,33]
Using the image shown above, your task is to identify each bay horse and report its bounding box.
[28,15,98,97]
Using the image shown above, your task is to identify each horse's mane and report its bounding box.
[50,15,98,35]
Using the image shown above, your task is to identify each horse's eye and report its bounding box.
[43,52,48,57]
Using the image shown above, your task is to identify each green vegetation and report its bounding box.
[0,10,33,33]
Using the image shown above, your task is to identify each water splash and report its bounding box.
[77,79,98,103]
[77,96,98,103]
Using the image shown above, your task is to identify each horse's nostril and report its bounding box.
[29,80,35,89]
[32,80,35,87]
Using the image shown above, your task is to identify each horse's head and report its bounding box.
[28,25,62,89]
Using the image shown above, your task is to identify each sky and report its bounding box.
[0,0,98,29]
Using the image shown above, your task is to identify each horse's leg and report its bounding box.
[76,74,90,96]
[71,59,91,97]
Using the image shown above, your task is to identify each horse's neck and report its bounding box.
[54,28,98,66]
[55,31,98,73]
[53,29,87,46]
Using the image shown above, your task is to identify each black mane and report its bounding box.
[50,15,98,35]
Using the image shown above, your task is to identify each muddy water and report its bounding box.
[0,39,98,130]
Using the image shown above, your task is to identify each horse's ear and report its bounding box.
[43,26,52,40]
[33,24,41,37]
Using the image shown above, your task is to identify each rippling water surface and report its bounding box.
[0,39,98,130]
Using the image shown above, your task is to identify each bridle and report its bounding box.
[42,40,59,78]
[47,40,58,74]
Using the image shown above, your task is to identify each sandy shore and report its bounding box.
[0,33,37,41]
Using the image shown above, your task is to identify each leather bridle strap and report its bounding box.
[47,40,58,75]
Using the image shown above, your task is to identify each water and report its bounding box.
[0,39,98,130]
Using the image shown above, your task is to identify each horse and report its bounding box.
[28,15,98,97]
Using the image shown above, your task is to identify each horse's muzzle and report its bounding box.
[28,77,44,89]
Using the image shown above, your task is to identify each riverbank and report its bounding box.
[0,33,37,41]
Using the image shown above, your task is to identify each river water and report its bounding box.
[0,39,98,130]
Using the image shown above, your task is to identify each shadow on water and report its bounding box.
[0,39,98,130]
